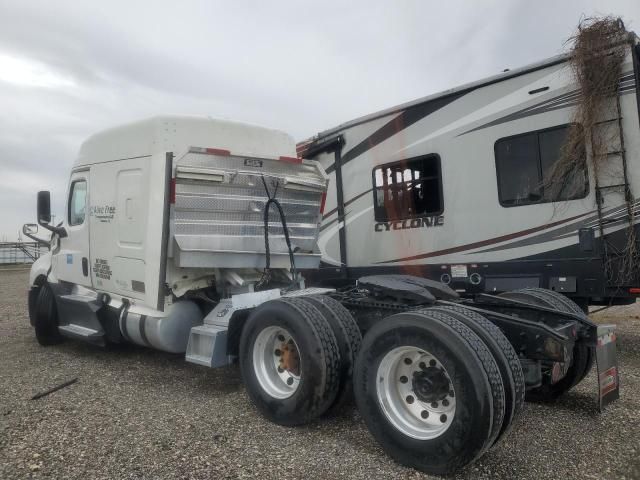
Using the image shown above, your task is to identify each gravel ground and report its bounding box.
[1,267,639,479]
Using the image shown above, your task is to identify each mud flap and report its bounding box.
[596,324,620,411]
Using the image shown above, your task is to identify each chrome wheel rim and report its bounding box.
[253,326,301,399]
[376,346,456,440]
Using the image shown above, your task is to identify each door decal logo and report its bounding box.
[90,205,116,223]
[66,254,73,264]
[93,258,112,280]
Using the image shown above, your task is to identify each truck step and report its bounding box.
[58,324,106,346]
[185,325,230,368]
[58,293,101,312]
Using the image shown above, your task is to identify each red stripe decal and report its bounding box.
[280,156,302,164]
[169,178,176,204]
[205,148,231,156]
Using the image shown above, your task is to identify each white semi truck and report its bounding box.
[25,112,620,474]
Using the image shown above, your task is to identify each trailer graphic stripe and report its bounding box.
[472,200,640,254]
[459,71,636,136]
[325,92,467,174]
[319,217,340,232]
[374,211,592,264]
[322,188,373,221]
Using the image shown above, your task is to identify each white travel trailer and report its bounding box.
[298,34,640,311]
[25,38,630,472]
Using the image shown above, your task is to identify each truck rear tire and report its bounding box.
[239,297,340,426]
[499,288,594,401]
[353,309,504,475]
[518,288,587,316]
[430,305,525,445]
[33,284,63,346]
[518,288,595,386]
[304,295,362,413]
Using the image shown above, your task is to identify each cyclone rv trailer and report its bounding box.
[24,32,635,476]
[298,35,640,310]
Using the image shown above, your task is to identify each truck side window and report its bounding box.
[68,180,87,226]
[495,125,587,207]
[372,154,443,222]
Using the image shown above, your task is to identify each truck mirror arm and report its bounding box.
[37,219,67,239]
[22,229,51,248]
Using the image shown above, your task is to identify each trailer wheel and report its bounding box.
[430,305,524,445]
[239,297,340,426]
[499,288,594,401]
[518,288,595,386]
[353,309,504,475]
[303,295,362,413]
[33,284,63,346]
[519,288,587,316]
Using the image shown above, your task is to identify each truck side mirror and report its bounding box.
[36,190,67,238]
[37,191,51,224]
[22,223,50,247]
[23,223,38,235]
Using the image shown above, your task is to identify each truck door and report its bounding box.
[89,157,151,301]
[56,169,92,287]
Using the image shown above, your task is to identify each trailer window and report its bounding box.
[68,180,87,226]
[495,125,587,207]
[372,155,443,222]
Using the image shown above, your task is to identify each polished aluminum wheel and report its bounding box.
[376,346,456,439]
[253,326,301,399]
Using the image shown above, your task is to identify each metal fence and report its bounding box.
[0,242,42,264]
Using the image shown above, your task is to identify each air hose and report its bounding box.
[258,176,297,289]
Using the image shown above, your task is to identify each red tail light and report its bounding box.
[279,155,302,164]
[630,288,640,294]
[189,146,231,156]
[205,148,231,156]
[319,191,327,214]
[169,178,176,204]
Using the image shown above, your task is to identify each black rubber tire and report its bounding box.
[499,288,593,401]
[518,288,586,316]
[517,288,596,385]
[239,297,341,426]
[430,305,525,446]
[353,308,504,475]
[33,284,63,346]
[303,295,362,413]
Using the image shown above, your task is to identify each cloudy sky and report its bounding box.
[0,0,638,241]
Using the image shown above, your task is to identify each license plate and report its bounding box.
[450,265,468,278]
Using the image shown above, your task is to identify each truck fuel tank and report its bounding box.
[120,300,203,353]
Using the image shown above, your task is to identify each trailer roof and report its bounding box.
[305,32,638,144]
[74,115,296,167]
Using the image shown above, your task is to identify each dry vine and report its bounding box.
[545,16,638,285]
